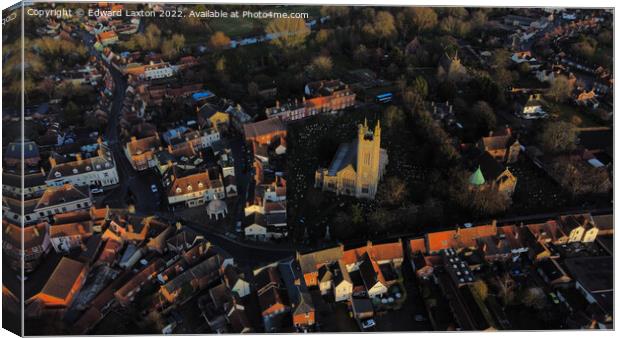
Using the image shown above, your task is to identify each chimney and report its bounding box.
[33,226,40,237]
[76,154,83,162]
[131,136,137,143]
[176,221,182,230]
[449,105,453,114]
[489,131,494,137]
[276,100,280,108]
[49,156,57,167]
[167,144,173,153]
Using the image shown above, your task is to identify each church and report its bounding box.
[314,119,388,199]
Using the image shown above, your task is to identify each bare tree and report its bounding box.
[265,17,310,50]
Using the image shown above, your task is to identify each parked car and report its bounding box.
[361,319,376,330]
[150,184,158,193]
[91,188,104,194]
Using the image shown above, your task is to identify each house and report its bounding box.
[34,184,92,221]
[408,238,434,278]
[2,221,50,273]
[125,134,161,171]
[516,93,547,119]
[3,139,41,173]
[166,228,203,253]
[527,220,568,245]
[96,238,123,266]
[358,253,388,298]
[30,257,87,308]
[315,120,388,200]
[3,169,47,200]
[97,30,118,45]
[198,103,230,131]
[292,292,315,328]
[49,221,94,253]
[46,145,120,188]
[243,117,287,147]
[317,260,352,301]
[224,265,251,298]
[519,226,551,261]
[266,80,356,122]
[160,254,226,304]
[162,166,225,208]
[536,258,571,285]
[114,258,165,307]
[143,61,175,80]
[469,152,517,197]
[558,214,599,243]
[564,256,613,327]
[244,212,268,241]
[254,266,290,319]
[477,128,521,164]
[297,246,344,287]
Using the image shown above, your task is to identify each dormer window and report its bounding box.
[54,172,61,178]
[198,182,204,188]
[187,185,193,191]
[176,187,182,193]
[96,164,101,169]
[72,168,78,174]
[86,166,91,171]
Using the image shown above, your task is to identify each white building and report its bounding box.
[34,184,92,221]
[46,142,119,188]
[143,62,175,80]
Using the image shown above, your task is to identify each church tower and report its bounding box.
[355,119,382,198]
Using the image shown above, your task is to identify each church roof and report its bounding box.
[469,166,486,185]
[476,152,507,182]
[327,142,357,176]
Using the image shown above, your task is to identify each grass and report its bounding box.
[208,17,265,39]
[545,101,604,127]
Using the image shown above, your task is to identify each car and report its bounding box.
[361,319,376,329]
[91,188,104,194]
[150,184,158,193]
[235,221,243,233]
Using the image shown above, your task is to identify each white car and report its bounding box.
[150,184,158,193]
[91,188,104,194]
[361,319,376,329]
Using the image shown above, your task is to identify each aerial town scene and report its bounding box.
[1,2,614,335]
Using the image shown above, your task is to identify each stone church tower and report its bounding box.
[314,118,388,199]
[355,119,382,198]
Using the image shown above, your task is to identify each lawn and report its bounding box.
[207,17,265,39]
[545,101,605,127]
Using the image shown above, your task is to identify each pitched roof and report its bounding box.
[469,166,486,185]
[409,238,427,255]
[2,221,48,250]
[49,221,93,238]
[126,135,161,155]
[35,184,90,209]
[243,118,285,140]
[298,246,344,275]
[426,230,458,252]
[40,257,85,301]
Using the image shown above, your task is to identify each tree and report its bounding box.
[333,211,355,240]
[547,75,574,103]
[265,17,310,50]
[539,121,577,154]
[209,31,231,50]
[378,176,408,206]
[410,7,438,32]
[161,34,185,60]
[493,274,516,306]
[350,204,364,225]
[315,29,332,45]
[550,158,611,196]
[413,76,428,98]
[473,280,489,300]
[306,56,333,79]
[522,287,547,310]
[471,100,497,132]
[469,188,510,217]
[362,11,396,46]
[383,105,405,130]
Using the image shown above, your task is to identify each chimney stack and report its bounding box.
[49,156,57,167]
